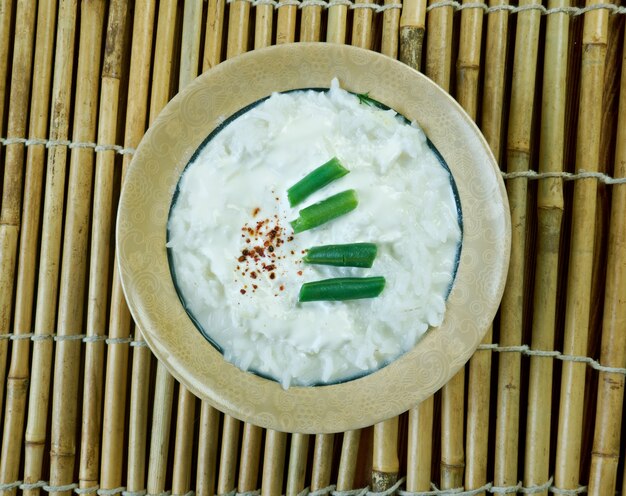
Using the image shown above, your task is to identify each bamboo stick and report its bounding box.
[196,404,220,496]
[455,0,485,491]
[440,371,464,489]
[22,0,78,491]
[553,0,608,492]
[238,427,261,492]
[590,0,622,347]
[336,430,361,491]
[172,389,197,495]
[217,415,241,494]
[455,0,483,119]
[352,0,374,48]
[100,297,132,487]
[255,1,274,48]
[276,3,297,44]
[0,0,55,490]
[100,0,156,490]
[238,424,263,492]
[300,1,323,42]
[180,0,203,87]
[311,434,335,491]
[78,1,127,490]
[399,0,426,69]
[285,433,309,496]
[381,0,401,58]
[495,0,541,488]
[372,418,398,491]
[261,430,288,496]
[227,0,251,58]
[465,330,492,494]
[326,0,347,44]
[517,3,561,495]
[147,365,175,495]
[0,0,37,439]
[354,427,374,487]
[480,0,508,164]
[204,0,226,69]
[587,28,626,496]
[0,0,36,477]
[0,0,13,141]
[406,400,433,491]
[425,0,454,91]
[149,0,178,122]
[171,4,203,493]
[0,2,38,493]
[48,2,106,493]
[145,2,178,493]
[126,326,152,493]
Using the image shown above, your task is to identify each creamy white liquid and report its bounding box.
[167,80,461,388]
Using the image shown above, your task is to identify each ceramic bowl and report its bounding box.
[117,42,510,434]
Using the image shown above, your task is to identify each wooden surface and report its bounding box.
[0,0,625,494]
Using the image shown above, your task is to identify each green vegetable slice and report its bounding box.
[287,157,350,207]
[299,276,386,302]
[303,243,377,268]
[290,189,358,234]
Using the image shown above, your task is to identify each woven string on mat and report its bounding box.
[1,137,625,185]
[0,477,589,495]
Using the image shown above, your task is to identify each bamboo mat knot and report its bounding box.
[548,485,588,495]
[121,489,147,496]
[43,483,79,492]
[72,486,127,495]
[329,487,369,496]
[81,488,139,496]
[222,490,261,496]
[0,480,22,491]
[297,485,334,496]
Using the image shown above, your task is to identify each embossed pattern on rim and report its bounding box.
[116,43,511,434]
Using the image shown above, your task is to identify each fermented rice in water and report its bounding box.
[167,80,462,388]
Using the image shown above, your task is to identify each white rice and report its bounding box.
[167,79,462,388]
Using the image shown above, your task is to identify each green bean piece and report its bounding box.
[290,189,358,234]
[303,243,378,268]
[287,157,349,207]
[299,277,386,302]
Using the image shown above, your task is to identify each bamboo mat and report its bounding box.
[0,0,625,495]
